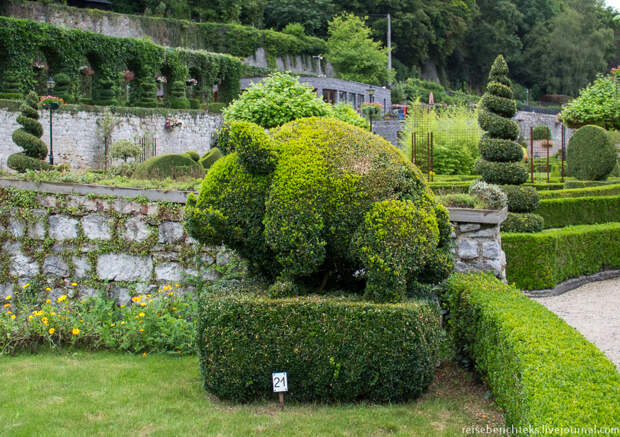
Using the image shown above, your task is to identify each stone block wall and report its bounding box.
[0,104,222,170]
[0,185,227,304]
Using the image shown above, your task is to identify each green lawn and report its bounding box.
[0,352,504,436]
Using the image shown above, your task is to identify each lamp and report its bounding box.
[367,87,375,103]
[47,77,56,165]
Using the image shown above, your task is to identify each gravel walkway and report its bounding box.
[532,277,620,370]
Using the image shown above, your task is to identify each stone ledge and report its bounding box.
[448,206,508,224]
[525,270,620,298]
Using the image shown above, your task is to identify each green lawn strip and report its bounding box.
[0,352,503,437]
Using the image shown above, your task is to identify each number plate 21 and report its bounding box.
[272,372,288,393]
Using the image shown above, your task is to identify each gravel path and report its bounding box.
[532,277,620,370]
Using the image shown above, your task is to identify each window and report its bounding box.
[322,89,337,104]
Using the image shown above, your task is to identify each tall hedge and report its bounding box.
[7,91,51,172]
[442,273,620,431]
[197,294,441,403]
[535,195,620,229]
[502,223,620,289]
[0,16,242,107]
[476,55,541,232]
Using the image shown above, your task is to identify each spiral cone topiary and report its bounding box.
[7,91,51,172]
[475,55,542,232]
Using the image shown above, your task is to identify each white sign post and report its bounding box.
[272,372,288,409]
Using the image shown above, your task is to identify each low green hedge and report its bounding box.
[502,222,620,289]
[501,212,544,233]
[197,294,441,403]
[539,184,620,199]
[442,273,620,431]
[535,195,620,228]
[564,179,620,188]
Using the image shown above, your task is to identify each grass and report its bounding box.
[0,352,504,436]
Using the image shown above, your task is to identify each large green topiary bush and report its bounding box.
[566,125,617,181]
[7,91,51,172]
[0,70,23,100]
[199,147,222,170]
[477,55,541,232]
[132,153,205,180]
[168,80,190,109]
[185,117,453,302]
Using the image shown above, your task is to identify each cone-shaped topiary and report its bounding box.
[0,70,22,100]
[7,91,51,172]
[53,73,73,103]
[95,77,117,106]
[478,55,541,232]
[131,77,158,108]
[168,80,190,109]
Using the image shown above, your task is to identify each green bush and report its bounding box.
[532,125,552,140]
[53,73,73,103]
[441,273,620,430]
[477,110,519,140]
[330,102,369,130]
[560,74,620,131]
[197,294,441,402]
[479,93,517,118]
[468,180,507,209]
[475,160,528,185]
[185,117,453,300]
[501,212,544,233]
[501,185,539,212]
[432,145,475,175]
[0,70,23,99]
[8,91,50,172]
[535,195,620,228]
[184,150,200,162]
[207,102,226,114]
[94,77,116,106]
[132,153,205,180]
[503,223,620,289]
[564,180,620,188]
[168,81,190,109]
[478,136,523,162]
[110,139,141,162]
[199,148,223,170]
[567,125,617,181]
[539,184,620,199]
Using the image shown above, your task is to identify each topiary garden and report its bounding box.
[566,125,617,181]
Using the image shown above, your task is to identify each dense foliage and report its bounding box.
[535,195,620,229]
[0,16,242,108]
[185,118,453,302]
[566,125,617,181]
[7,92,51,173]
[503,223,620,290]
[110,140,141,162]
[442,273,620,430]
[199,148,223,170]
[560,74,620,131]
[223,73,369,129]
[500,212,544,233]
[133,154,205,180]
[197,294,441,402]
[538,184,620,199]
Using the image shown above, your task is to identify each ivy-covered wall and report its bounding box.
[0,15,243,107]
[4,1,326,74]
[0,185,227,303]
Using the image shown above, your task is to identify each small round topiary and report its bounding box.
[566,125,617,181]
[501,212,544,233]
[133,153,205,180]
[475,160,528,185]
[501,185,539,213]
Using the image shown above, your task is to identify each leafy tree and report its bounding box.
[326,13,392,85]
[264,0,335,35]
[560,73,620,131]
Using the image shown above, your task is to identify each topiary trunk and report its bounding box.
[477,55,542,233]
[8,91,51,172]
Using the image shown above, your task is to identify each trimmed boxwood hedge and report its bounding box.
[538,184,620,199]
[501,212,544,233]
[564,180,620,189]
[475,160,528,185]
[197,294,441,403]
[442,273,620,431]
[535,195,620,228]
[501,185,539,212]
[502,222,620,289]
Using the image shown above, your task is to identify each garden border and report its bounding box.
[524,269,620,298]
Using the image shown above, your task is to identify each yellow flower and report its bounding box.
[4,296,11,301]
[120,321,126,325]
[148,299,153,303]
[28,315,33,321]
[48,328,55,334]
[7,311,12,315]
[120,304,125,308]
[41,317,48,324]
[3,303,10,308]
[140,302,146,307]
[139,328,144,332]
[72,328,80,335]
[175,284,180,288]
[146,294,152,298]
[163,285,171,291]
[50,312,56,316]
[131,296,142,303]
[34,310,43,317]
[168,292,174,296]
[71,282,77,286]
[139,312,145,318]
[10,314,16,320]
[45,287,51,292]
[46,299,51,304]
[57,295,67,303]
[162,333,167,337]
[110,323,116,327]
[142,352,147,357]
[22,283,30,289]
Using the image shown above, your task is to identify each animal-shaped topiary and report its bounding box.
[185,118,454,302]
[7,91,51,172]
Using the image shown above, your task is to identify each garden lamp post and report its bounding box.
[367,88,376,133]
[47,78,55,166]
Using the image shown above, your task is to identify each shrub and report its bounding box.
[478,136,523,162]
[564,180,620,189]
[207,102,226,114]
[199,148,223,170]
[560,74,620,131]
[539,184,620,199]
[432,145,475,175]
[532,125,552,140]
[95,78,116,106]
[196,294,441,402]
[185,117,453,300]
[0,70,23,99]
[330,102,369,130]
[53,73,73,103]
[503,223,620,289]
[501,212,544,233]
[468,180,507,209]
[130,77,159,108]
[442,273,620,430]
[8,92,50,173]
[133,153,205,180]
[184,150,200,162]
[566,125,616,181]
[475,160,528,185]
[110,139,141,162]
[500,185,539,212]
[168,81,190,109]
[477,110,519,140]
[535,195,620,228]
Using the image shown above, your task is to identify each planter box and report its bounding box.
[447,206,508,225]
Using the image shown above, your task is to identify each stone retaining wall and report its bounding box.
[0,184,227,304]
[0,104,221,170]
